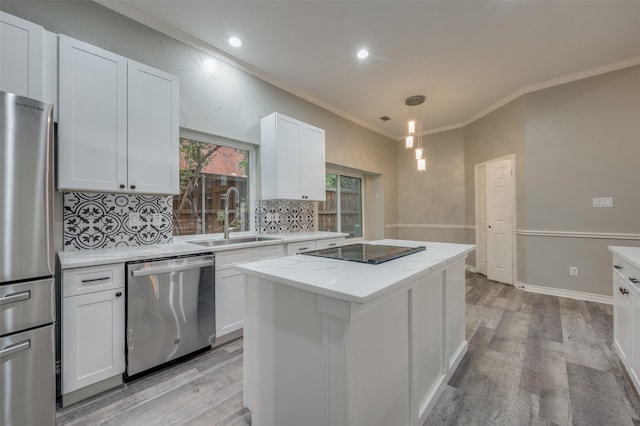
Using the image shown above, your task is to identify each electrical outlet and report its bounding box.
[569,266,578,276]
[152,213,162,226]
[593,197,613,208]
[129,212,141,228]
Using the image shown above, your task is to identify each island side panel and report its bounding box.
[410,271,446,423]
[244,275,328,426]
[346,291,411,426]
[446,259,467,370]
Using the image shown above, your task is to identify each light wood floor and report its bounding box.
[56,272,640,425]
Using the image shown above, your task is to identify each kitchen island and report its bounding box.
[236,239,475,426]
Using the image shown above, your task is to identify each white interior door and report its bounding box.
[486,158,514,284]
[475,165,488,275]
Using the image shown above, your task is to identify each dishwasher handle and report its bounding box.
[131,256,215,277]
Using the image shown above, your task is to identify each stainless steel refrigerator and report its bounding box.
[1,91,56,425]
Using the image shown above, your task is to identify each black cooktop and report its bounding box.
[302,243,425,265]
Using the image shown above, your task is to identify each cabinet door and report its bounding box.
[216,269,246,337]
[613,273,630,366]
[301,124,326,201]
[62,289,125,394]
[58,35,127,192]
[216,269,246,338]
[631,289,640,388]
[275,114,303,199]
[0,12,43,99]
[127,60,179,195]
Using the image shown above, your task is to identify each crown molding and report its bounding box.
[95,0,398,141]
[459,55,640,130]
[96,1,640,142]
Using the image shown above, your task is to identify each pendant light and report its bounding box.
[405,95,426,171]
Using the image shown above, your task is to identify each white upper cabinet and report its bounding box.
[0,11,44,100]
[260,112,326,201]
[58,35,179,195]
[127,60,179,194]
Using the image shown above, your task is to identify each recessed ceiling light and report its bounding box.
[228,36,242,47]
[357,49,369,59]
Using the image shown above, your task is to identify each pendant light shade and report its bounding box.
[405,136,414,149]
[404,95,427,171]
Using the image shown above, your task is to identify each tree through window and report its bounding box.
[173,138,249,236]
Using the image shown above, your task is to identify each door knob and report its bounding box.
[488,225,492,229]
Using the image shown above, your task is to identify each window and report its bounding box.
[318,171,363,238]
[173,133,254,236]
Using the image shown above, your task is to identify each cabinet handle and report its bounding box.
[614,264,623,270]
[130,184,136,190]
[629,277,639,284]
[120,184,126,189]
[620,287,629,295]
[0,340,30,358]
[297,247,309,252]
[0,290,31,305]
[81,277,110,284]
[115,291,123,298]
[328,243,337,247]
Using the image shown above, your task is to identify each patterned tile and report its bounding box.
[255,200,315,234]
[63,192,173,251]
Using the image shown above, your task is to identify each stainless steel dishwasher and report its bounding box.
[126,254,215,377]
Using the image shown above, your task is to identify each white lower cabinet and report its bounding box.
[286,240,317,255]
[610,248,640,395]
[630,291,640,386]
[215,268,247,338]
[614,271,630,365]
[215,248,253,339]
[62,264,125,398]
[315,237,345,250]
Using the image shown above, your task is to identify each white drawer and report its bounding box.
[628,263,640,294]
[63,263,124,297]
[316,237,346,250]
[286,240,317,256]
[253,244,284,261]
[613,255,628,280]
[216,248,253,270]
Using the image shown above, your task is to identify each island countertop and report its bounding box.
[236,239,475,304]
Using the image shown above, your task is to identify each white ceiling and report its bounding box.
[101,1,640,140]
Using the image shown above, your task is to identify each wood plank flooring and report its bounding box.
[56,272,640,426]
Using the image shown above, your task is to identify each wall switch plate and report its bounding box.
[152,213,162,226]
[593,197,613,207]
[129,212,141,228]
[570,266,578,276]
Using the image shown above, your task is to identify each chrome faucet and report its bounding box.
[222,186,240,239]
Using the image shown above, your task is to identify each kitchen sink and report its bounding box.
[188,236,281,247]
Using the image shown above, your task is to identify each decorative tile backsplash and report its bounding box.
[256,200,316,234]
[63,192,173,251]
[63,194,315,250]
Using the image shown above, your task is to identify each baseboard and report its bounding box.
[516,282,613,305]
[465,265,477,273]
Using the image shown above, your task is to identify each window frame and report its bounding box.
[175,128,257,236]
[324,168,365,240]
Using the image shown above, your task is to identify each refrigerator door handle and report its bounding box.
[0,340,31,358]
[0,290,31,305]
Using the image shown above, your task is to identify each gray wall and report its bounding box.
[522,66,640,295]
[396,128,466,243]
[1,1,398,240]
[397,66,640,296]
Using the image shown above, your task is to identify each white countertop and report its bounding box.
[609,245,640,268]
[58,232,347,269]
[236,239,475,304]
